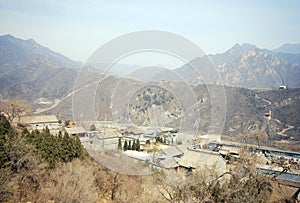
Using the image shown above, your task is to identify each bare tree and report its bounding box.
[240,130,268,147]
[0,98,31,124]
[151,150,274,203]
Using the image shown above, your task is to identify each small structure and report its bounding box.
[279,85,287,90]
[162,146,184,158]
[178,149,226,175]
[264,110,272,120]
[92,121,118,129]
[64,126,87,137]
[124,132,157,147]
[131,128,144,135]
[159,158,178,169]
[159,127,175,133]
[176,144,189,154]
[20,115,60,130]
[158,145,188,170]
[219,146,241,158]
[101,129,120,138]
[123,150,152,161]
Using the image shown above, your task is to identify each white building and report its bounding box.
[20,115,60,130]
[279,85,287,89]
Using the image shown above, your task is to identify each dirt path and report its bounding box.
[277,124,294,137]
[34,80,98,114]
[255,94,272,105]
[255,93,295,137]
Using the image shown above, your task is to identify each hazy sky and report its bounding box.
[0,0,300,66]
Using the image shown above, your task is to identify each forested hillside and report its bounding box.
[0,114,297,202]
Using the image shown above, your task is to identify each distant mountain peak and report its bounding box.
[232,43,241,48]
[0,34,81,70]
[273,43,300,54]
[0,34,17,42]
[1,34,14,38]
[175,41,300,88]
[228,43,257,53]
[212,42,259,64]
[241,43,257,49]
[0,34,36,43]
[0,34,82,101]
[26,38,36,43]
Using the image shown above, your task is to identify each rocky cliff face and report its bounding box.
[174,43,300,88]
[216,49,290,87]
[128,85,181,127]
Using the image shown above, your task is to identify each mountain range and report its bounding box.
[0,34,80,101]
[133,43,300,88]
[0,34,300,102]
[48,72,300,151]
[0,34,299,150]
[208,43,300,88]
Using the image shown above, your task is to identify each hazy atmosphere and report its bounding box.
[1,0,299,62]
[0,1,300,202]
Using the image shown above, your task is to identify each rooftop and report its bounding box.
[21,115,58,124]
[162,145,185,157]
[123,150,152,161]
[65,126,86,135]
[178,149,226,171]
[159,157,178,169]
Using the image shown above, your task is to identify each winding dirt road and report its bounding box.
[34,80,98,114]
[255,93,294,137]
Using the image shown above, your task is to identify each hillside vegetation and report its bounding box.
[50,76,300,150]
[0,114,298,202]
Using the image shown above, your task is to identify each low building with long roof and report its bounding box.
[64,126,87,137]
[159,157,178,169]
[178,149,226,175]
[20,115,60,130]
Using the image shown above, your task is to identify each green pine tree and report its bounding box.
[132,140,136,151]
[118,137,122,150]
[124,140,128,151]
[128,140,132,150]
[58,130,62,138]
[89,124,96,131]
[156,136,159,142]
[136,139,140,151]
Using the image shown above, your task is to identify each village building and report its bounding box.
[162,145,185,158]
[91,121,119,129]
[123,150,152,162]
[101,128,121,138]
[159,158,178,169]
[20,115,60,130]
[178,149,227,175]
[157,144,189,170]
[64,126,87,137]
[219,145,241,158]
[124,134,156,148]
